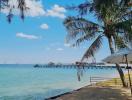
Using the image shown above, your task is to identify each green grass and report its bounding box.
[96,73,132,87]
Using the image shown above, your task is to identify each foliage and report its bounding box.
[64,0,132,61]
[0,0,28,23]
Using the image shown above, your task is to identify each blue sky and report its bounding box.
[0,0,110,64]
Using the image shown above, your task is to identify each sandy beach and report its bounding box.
[47,86,132,100]
[47,74,132,100]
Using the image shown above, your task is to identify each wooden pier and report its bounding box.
[33,64,118,69]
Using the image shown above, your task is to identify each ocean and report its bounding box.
[0,64,119,100]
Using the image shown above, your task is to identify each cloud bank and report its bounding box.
[1,0,66,19]
[2,0,45,17]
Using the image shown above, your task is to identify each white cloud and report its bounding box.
[16,32,40,40]
[40,24,49,30]
[53,4,66,13]
[2,0,45,17]
[56,48,64,51]
[45,4,66,19]
[25,0,45,17]
[1,1,66,19]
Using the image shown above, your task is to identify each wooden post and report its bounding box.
[125,54,132,96]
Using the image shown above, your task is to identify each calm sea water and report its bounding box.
[0,64,119,100]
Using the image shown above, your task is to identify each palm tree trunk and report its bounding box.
[108,38,114,54]
[116,64,127,87]
[108,38,127,87]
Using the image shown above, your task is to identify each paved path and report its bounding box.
[47,86,132,100]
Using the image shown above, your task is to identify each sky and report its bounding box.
[0,0,111,64]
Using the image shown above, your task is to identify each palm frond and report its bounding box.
[66,1,93,16]
[120,0,131,6]
[73,32,102,47]
[0,0,28,22]
[63,17,101,42]
[94,0,118,7]
[81,35,104,61]
[123,32,132,47]
[17,0,27,20]
[94,0,131,23]
[114,19,132,35]
[114,35,128,49]
[115,6,132,22]
[111,19,132,48]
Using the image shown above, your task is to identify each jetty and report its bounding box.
[33,62,129,69]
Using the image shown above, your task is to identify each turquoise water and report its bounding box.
[0,64,119,100]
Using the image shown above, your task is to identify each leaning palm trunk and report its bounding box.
[116,64,127,87]
[108,38,127,87]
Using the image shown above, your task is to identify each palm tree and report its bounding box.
[0,0,28,22]
[63,0,131,87]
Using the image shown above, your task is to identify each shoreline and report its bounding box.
[45,84,93,100]
[45,85,131,100]
[46,86,132,100]
[45,74,132,100]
